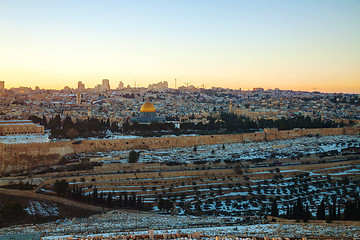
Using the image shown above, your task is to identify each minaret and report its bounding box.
[229,100,233,113]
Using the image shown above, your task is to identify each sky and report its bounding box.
[0,0,359,93]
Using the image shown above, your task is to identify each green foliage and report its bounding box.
[158,197,172,212]
[271,199,279,217]
[106,192,113,207]
[220,112,337,132]
[28,115,42,125]
[129,150,140,163]
[48,115,120,139]
[54,179,69,196]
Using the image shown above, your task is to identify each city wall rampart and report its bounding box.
[0,127,359,174]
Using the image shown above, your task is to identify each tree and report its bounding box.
[117,193,123,208]
[129,150,140,163]
[158,197,164,211]
[65,128,79,139]
[28,115,42,124]
[271,199,279,217]
[136,196,143,210]
[42,114,48,128]
[316,200,326,220]
[110,121,119,132]
[99,192,104,205]
[51,114,62,130]
[63,116,74,129]
[129,193,137,209]
[92,187,98,205]
[157,196,172,212]
[164,199,173,212]
[124,193,129,208]
[293,198,305,219]
[53,180,69,196]
[106,192,113,207]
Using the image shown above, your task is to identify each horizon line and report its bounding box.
[2,84,359,95]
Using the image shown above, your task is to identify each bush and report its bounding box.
[129,150,140,163]
[54,179,69,196]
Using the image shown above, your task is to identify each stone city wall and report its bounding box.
[0,127,359,174]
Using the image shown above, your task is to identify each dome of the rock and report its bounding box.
[140,102,156,113]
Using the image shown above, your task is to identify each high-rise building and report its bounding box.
[118,81,124,89]
[94,84,102,93]
[78,81,85,91]
[148,81,168,90]
[102,79,110,92]
[0,81,4,91]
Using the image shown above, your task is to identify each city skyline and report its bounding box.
[1,0,360,94]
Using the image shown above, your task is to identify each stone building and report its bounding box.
[0,120,44,136]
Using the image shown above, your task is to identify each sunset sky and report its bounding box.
[1,0,359,93]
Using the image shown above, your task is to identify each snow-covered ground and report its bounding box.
[1,210,359,239]
[1,135,359,238]
[88,135,360,164]
[24,201,59,217]
[41,223,360,240]
[0,134,50,144]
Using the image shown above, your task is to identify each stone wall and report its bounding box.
[0,127,359,174]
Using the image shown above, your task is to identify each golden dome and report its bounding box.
[140,101,156,112]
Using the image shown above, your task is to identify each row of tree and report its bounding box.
[86,187,144,210]
[271,196,360,221]
[29,114,120,139]
[29,112,341,139]
[53,180,145,210]
[221,113,337,132]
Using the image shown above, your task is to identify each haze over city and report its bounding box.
[1,0,360,93]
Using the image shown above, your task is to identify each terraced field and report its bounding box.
[1,134,359,239]
[38,156,360,217]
